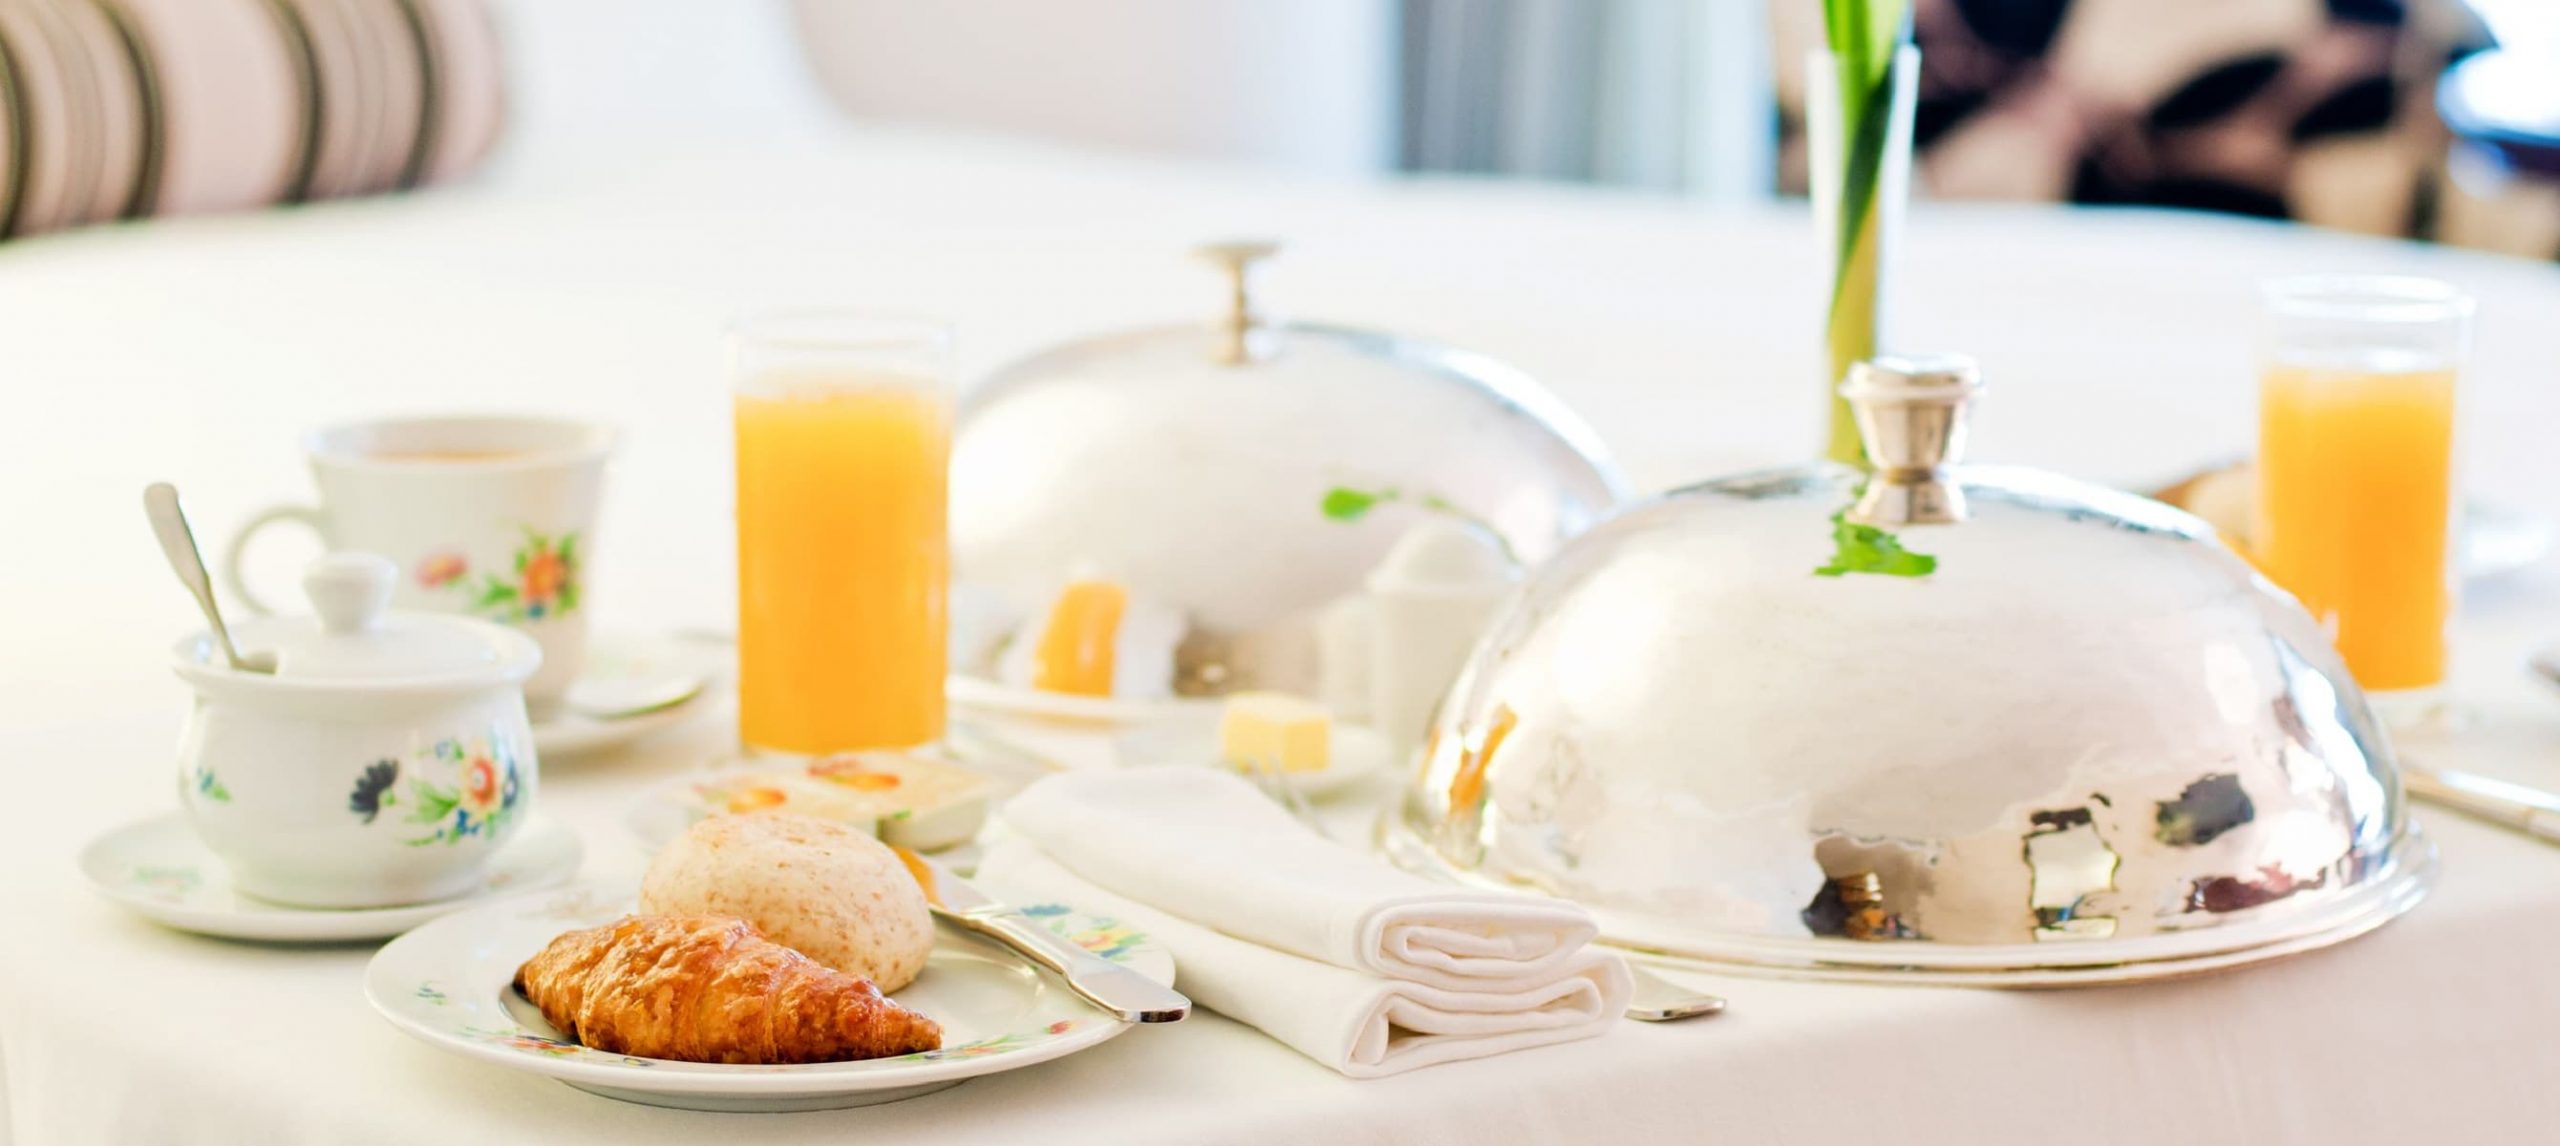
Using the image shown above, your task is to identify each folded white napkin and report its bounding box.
[1003,768,1601,991]
[977,844,1631,1078]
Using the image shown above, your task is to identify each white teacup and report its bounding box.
[224,416,613,717]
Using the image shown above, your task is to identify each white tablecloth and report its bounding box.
[8,128,2560,1144]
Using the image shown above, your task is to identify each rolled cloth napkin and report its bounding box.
[976,843,1631,1078]
[1002,768,1601,991]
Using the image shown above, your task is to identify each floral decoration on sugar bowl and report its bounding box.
[416,527,582,624]
[347,732,526,847]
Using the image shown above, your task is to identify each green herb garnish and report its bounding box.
[1320,486,1390,522]
[1320,485,1520,565]
[1814,510,1936,578]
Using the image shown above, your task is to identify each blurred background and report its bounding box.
[6,0,2555,257]
[791,0,2556,254]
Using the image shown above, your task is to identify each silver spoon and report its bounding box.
[143,483,276,674]
[1624,964,1726,1022]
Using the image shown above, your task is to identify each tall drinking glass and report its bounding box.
[731,313,951,756]
[2254,276,2472,714]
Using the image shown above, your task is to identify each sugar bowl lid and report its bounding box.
[176,554,540,689]
[952,240,1628,697]
[1383,354,2435,984]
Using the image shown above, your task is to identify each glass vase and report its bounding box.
[1806,44,1919,467]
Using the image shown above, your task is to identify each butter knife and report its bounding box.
[896,848,1191,1024]
[2404,762,2560,845]
[1624,965,1726,1022]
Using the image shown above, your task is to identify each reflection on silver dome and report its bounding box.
[952,243,1625,699]
[1383,355,2433,985]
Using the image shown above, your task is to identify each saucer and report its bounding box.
[534,703,701,760]
[367,884,1174,1111]
[1116,720,1397,799]
[1277,724,1397,798]
[534,631,725,760]
[80,812,584,943]
[947,673,1220,730]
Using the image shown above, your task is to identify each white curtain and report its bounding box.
[1399,0,1774,199]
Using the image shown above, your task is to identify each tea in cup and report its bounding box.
[224,415,612,717]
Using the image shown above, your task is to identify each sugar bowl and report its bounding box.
[173,553,541,908]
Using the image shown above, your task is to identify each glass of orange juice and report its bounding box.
[731,312,951,756]
[2254,276,2472,716]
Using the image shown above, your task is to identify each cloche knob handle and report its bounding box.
[1841,353,1983,527]
[304,552,397,635]
[1194,239,1280,365]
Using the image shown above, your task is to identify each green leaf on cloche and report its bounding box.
[1814,510,1937,579]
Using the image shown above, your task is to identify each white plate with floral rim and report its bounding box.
[79,813,583,943]
[364,882,1176,1112]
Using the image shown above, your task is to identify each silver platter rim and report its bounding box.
[1377,816,2438,989]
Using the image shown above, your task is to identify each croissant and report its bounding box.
[513,914,943,1063]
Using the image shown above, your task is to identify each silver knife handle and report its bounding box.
[2529,809,2560,847]
[2406,764,2560,847]
[964,912,1192,1024]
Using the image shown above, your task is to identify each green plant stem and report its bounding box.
[1820,0,1911,468]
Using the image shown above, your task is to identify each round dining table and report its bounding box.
[6,126,2560,1144]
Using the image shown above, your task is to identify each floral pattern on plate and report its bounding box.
[1019,903,1147,962]
[128,864,202,903]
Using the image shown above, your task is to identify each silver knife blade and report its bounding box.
[902,849,1000,914]
[896,848,1191,1024]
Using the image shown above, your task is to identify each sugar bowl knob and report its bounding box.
[305,552,397,635]
[1841,353,1983,527]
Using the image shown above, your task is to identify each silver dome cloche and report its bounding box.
[1383,354,2434,985]
[952,242,1628,700]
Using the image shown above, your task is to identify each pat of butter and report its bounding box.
[1220,692,1332,773]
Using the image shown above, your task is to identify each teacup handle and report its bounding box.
[222,504,328,616]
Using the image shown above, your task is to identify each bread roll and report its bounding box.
[640,813,934,992]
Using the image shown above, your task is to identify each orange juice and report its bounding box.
[1029,580,1127,697]
[735,376,949,753]
[2254,360,2456,692]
